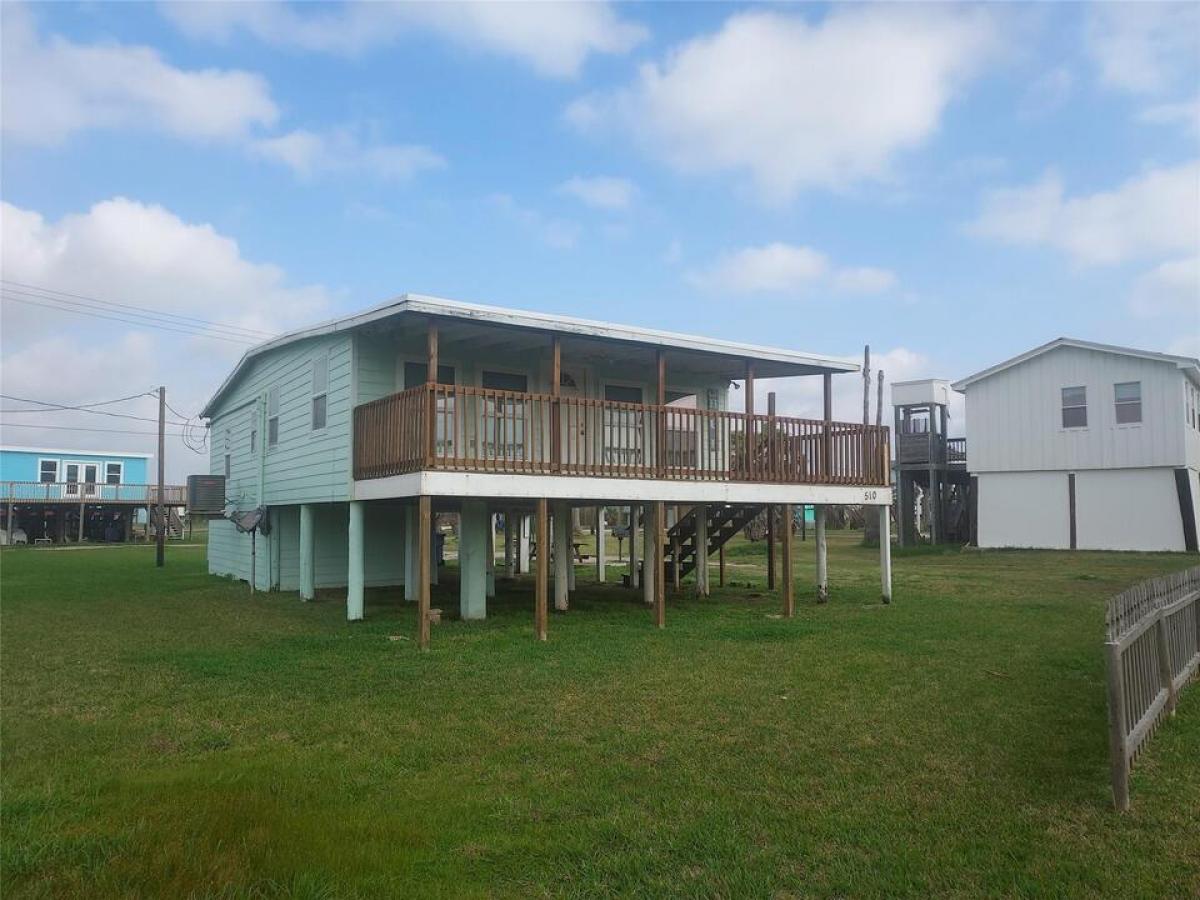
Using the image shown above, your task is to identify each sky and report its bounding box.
[1,1,1197,481]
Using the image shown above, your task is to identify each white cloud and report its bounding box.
[488,194,579,250]
[1,198,335,479]
[1086,3,1200,95]
[0,5,278,146]
[1130,256,1200,318]
[688,242,897,297]
[565,6,999,199]
[747,347,962,429]
[250,128,445,181]
[557,176,636,211]
[832,267,899,295]
[162,1,646,78]
[968,161,1200,266]
[1139,95,1200,140]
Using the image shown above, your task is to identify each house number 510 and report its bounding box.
[863,490,878,502]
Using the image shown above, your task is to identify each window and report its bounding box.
[1114,381,1141,424]
[603,384,644,466]
[480,371,528,461]
[481,370,527,393]
[311,356,328,431]
[250,419,257,454]
[403,362,455,388]
[1061,386,1087,428]
[105,462,122,485]
[38,459,58,483]
[268,386,280,447]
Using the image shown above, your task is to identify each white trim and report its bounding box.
[203,293,861,417]
[103,460,124,485]
[0,445,152,458]
[953,337,1200,392]
[354,471,892,507]
[37,457,60,483]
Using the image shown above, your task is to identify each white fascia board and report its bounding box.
[0,445,153,458]
[202,292,860,417]
[952,337,1200,392]
[354,471,892,506]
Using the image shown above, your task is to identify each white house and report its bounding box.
[199,293,895,646]
[952,338,1200,553]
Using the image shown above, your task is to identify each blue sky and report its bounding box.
[1,2,1197,477]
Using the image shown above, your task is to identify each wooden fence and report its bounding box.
[1104,565,1200,810]
[353,383,891,487]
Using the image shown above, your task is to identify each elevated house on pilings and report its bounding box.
[0,446,186,544]
[891,380,971,546]
[199,294,895,647]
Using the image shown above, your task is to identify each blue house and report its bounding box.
[0,445,181,543]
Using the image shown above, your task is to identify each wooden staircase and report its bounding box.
[150,507,185,540]
[658,504,765,581]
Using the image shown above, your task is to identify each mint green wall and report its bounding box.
[212,501,406,591]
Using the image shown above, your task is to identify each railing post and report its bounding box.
[744,361,755,481]
[1105,640,1130,811]
[426,322,438,468]
[551,335,562,472]
[821,373,832,483]
[656,348,666,478]
[1155,609,1177,716]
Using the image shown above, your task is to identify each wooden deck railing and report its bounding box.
[0,482,188,505]
[354,384,891,487]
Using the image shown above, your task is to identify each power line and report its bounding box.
[1,291,262,346]
[0,394,190,426]
[0,278,276,340]
[0,422,199,440]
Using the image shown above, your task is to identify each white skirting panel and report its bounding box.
[354,471,892,507]
[1075,468,1186,552]
[977,471,1070,549]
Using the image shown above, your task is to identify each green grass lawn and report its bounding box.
[2,533,1198,898]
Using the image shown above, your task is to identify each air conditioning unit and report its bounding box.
[187,475,226,518]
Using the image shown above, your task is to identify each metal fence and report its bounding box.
[1104,565,1200,810]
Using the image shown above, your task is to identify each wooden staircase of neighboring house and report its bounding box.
[150,507,186,541]
[654,504,766,582]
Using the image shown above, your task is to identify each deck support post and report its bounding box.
[518,514,531,574]
[879,505,892,604]
[595,506,607,583]
[642,502,656,607]
[403,505,418,600]
[504,512,515,578]
[347,500,364,621]
[299,503,315,601]
[5,499,12,540]
[458,499,488,620]
[695,504,709,596]
[816,505,828,603]
[654,500,666,627]
[417,495,432,649]
[78,500,85,542]
[781,503,794,617]
[553,501,570,611]
[766,504,776,590]
[485,513,496,598]
[719,544,726,587]
[535,499,549,640]
[629,504,640,589]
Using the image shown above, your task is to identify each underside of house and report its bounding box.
[202,295,895,645]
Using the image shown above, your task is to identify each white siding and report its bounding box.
[1075,469,1186,552]
[977,471,1071,549]
[963,346,1187,473]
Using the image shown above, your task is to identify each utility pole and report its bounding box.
[156,385,166,568]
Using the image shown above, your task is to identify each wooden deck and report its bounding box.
[0,482,187,505]
[354,384,891,487]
